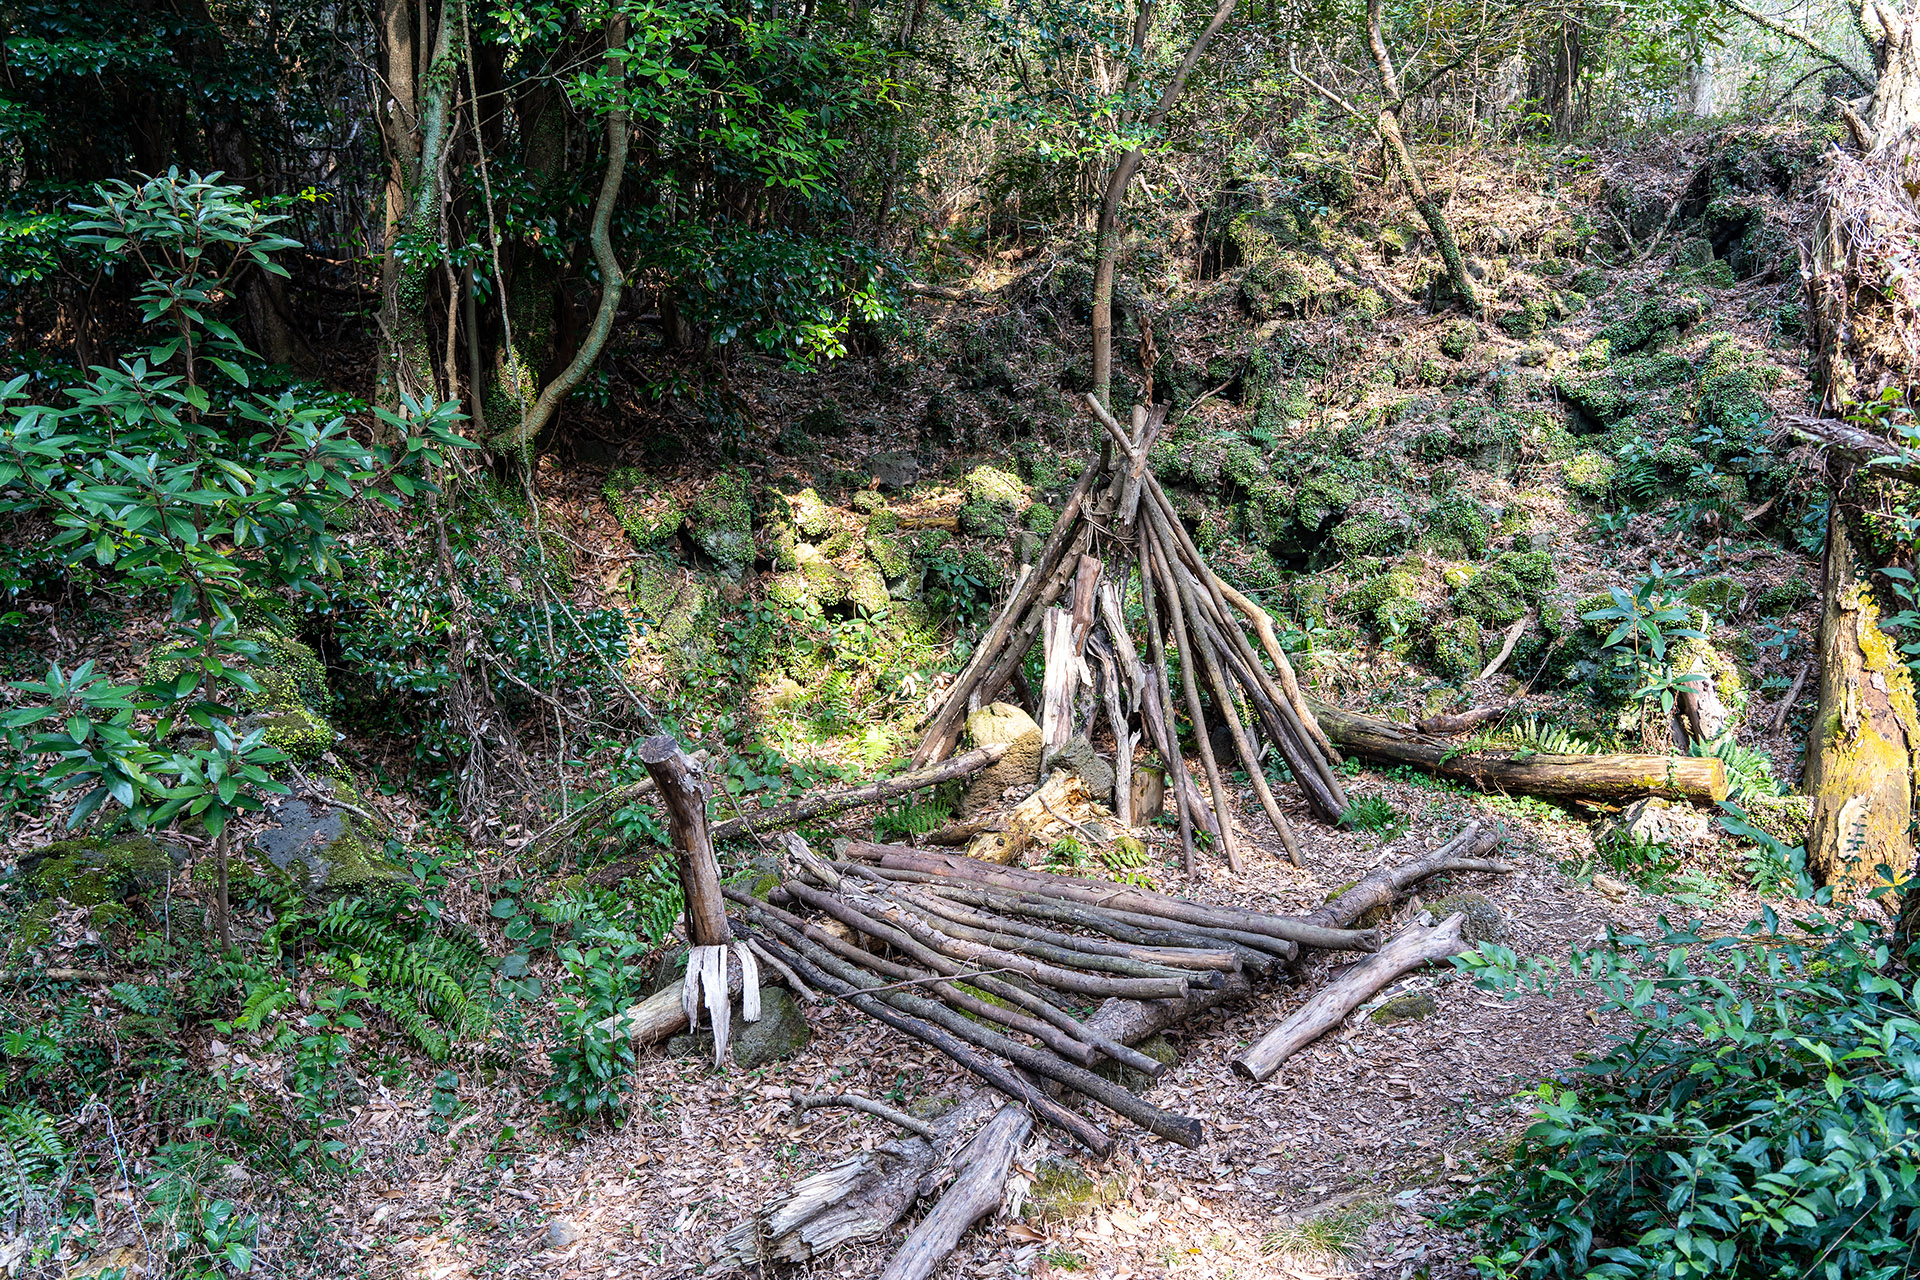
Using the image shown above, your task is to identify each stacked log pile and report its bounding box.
[912,397,1348,874]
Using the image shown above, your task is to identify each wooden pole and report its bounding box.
[1146,526,1243,874]
[638,734,731,945]
[1136,533,1200,873]
[710,743,1010,840]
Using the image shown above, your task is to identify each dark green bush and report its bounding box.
[1443,913,1920,1280]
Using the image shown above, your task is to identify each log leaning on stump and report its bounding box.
[1308,701,1729,804]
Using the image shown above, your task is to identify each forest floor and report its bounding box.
[323,771,1783,1280]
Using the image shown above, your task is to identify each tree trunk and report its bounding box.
[375,0,464,409]
[1087,0,1239,406]
[1365,0,1476,312]
[1804,506,1920,886]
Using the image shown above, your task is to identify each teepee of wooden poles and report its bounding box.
[912,396,1349,873]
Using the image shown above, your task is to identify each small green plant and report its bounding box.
[1044,834,1089,870]
[541,893,653,1123]
[1339,793,1406,839]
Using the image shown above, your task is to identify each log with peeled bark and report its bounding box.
[1232,913,1471,1082]
[709,742,1011,841]
[1308,700,1728,804]
[878,1104,1032,1280]
[842,843,1374,952]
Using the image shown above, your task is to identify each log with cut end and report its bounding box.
[878,1104,1032,1280]
[640,734,732,945]
[1232,914,1472,1082]
[1308,701,1728,803]
[1306,820,1512,930]
[709,742,1011,841]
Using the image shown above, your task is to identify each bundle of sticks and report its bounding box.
[912,397,1348,874]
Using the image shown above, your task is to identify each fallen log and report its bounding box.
[1413,705,1506,737]
[711,743,1010,841]
[842,843,1374,952]
[878,1104,1032,1280]
[1786,412,1920,485]
[1232,914,1471,1082]
[1308,700,1728,804]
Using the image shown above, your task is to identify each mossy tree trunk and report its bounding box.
[1804,506,1920,887]
[1798,3,1920,896]
[1363,0,1476,314]
[375,0,466,410]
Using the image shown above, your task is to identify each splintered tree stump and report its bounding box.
[639,734,731,946]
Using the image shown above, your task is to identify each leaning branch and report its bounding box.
[1724,0,1876,91]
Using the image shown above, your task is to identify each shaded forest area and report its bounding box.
[3,0,1920,1277]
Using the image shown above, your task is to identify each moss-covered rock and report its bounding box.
[1754,578,1814,617]
[1371,991,1437,1024]
[1432,616,1484,681]
[966,464,1028,510]
[1422,497,1492,559]
[22,837,178,906]
[689,470,753,577]
[1427,891,1509,943]
[1684,575,1747,616]
[1554,350,1693,426]
[1598,293,1707,354]
[866,530,912,580]
[1497,299,1551,339]
[959,501,1010,538]
[602,468,684,546]
[846,560,891,612]
[1563,451,1617,498]
[795,543,849,607]
[788,487,837,540]
[253,782,401,891]
[149,627,335,760]
[1694,337,1782,431]
[1439,321,1477,360]
[1455,565,1528,625]
[1330,511,1409,561]
[1570,266,1610,297]
[632,563,714,672]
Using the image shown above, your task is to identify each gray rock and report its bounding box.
[668,986,812,1068]
[544,1220,583,1250]
[1427,892,1509,944]
[867,451,921,490]
[252,789,400,890]
[1602,796,1713,850]
[1042,734,1115,807]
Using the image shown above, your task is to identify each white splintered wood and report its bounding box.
[736,941,762,1022]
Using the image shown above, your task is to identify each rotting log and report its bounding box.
[639,734,731,945]
[715,1093,1001,1268]
[1232,913,1471,1082]
[1308,701,1728,804]
[878,1104,1032,1280]
[844,844,1373,951]
[710,743,1011,841]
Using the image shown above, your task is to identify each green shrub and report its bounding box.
[1445,914,1920,1280]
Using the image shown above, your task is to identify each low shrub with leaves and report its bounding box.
[1442,910,1920,1280]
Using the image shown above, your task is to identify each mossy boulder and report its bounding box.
[1422,497,1492,559]
[632,563,714,671]
[253,781,400,891]
[1454,564,1528,626]
[689,470,754,577]
[795,543,850,607]
[1563,451,1617,498]
[1330,511,1409,561]
[1496,299,1551,339]
[149,627,335,761]
[1371,991,1437,1024]
[1554,350,1693,426]
[602,469,684,546]
[966,464,1028,511]
[1684,575,1747,617]
[1432,616,1484,681]
[846,560,891,613]
[1754,578,1814,617]
[788,487,837,540]
[866,531,913,580]
[963,704,1043,814]
[1427,891,1509,943]
[665,983,813,1067]
[1439,321,1477,360]
[1597,293,1707,355]
[959,501,1009,538]
[21,837,179,907]
[1694,338,1782,431]
[1570,266,1610,297]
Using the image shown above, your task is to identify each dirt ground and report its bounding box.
[319,764,1776,1280]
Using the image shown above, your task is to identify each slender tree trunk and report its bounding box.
[1365,0,1476,312]
[1088,0,1238,408]
[489,17,629,451]
[376,0,465,409]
